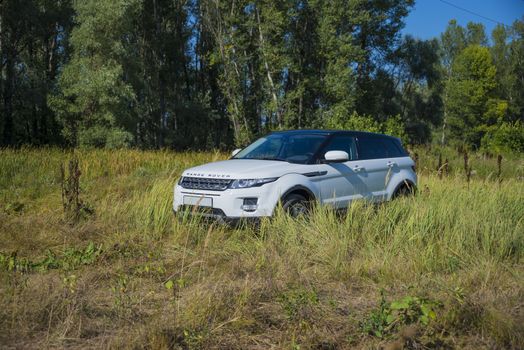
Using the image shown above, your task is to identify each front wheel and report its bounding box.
[281,193,310,218]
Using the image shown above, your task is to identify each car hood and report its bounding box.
[182,159,307,179]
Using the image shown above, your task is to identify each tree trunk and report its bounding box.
[41,26,58,144]
[441,75,451,145]
[3,50,14,146]
[298,94,303,129]
[153,0,166,147]
[255,6,282,128]
[206,0,248,145]
[0,6,4,145]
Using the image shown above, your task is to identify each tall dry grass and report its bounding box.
[0,147,522,349]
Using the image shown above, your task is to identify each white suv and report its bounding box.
[173,130,416,221]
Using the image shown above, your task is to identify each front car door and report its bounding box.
[315,134,361,208]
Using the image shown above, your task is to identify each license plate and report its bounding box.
[183,195,213,207]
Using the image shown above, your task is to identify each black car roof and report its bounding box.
[270,129,398,140]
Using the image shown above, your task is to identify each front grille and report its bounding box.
[180,177,232,191]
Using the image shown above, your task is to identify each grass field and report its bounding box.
[0,147,523,349]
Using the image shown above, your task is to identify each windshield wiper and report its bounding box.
[261,157,287,162]
[244,157,287,162]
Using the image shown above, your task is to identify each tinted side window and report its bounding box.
[321,135,357,160]
[357,137,388,159]
[282,135,326,163]
[380,138,405,158]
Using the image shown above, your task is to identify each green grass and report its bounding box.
[0,148,523,349]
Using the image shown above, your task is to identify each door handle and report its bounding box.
[353,165,362,172]
[387,161,396,168]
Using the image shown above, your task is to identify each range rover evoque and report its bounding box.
[173,130,417,221]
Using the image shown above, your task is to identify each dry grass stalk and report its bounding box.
[497,154,503,184]
[463,150,472,186]
[437,153,443,179]
[60,156,82,222]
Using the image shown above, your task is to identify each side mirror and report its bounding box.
[324,150,349,163]
[231,148,241,157]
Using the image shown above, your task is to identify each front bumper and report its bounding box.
[173,207,259,225]
[173,182,281,220]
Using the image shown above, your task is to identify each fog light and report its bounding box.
[241,198,258,212]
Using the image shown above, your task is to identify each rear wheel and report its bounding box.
[282,193,310,218]
[392,182,416,199]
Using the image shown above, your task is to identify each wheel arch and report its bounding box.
[389,178,417,199]
[280,185,317,202]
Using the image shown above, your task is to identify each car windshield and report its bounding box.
[233,133,327,164]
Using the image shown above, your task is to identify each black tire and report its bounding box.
[392,182,416,199]
[282,193,310,218]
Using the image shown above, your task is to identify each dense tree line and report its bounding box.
[0,0,522,152]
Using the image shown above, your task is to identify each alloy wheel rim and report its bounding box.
[290,201,308,217]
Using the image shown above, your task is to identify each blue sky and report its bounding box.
[403,0,524,40]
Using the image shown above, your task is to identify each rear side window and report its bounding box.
[380,138,406,157]
[321,135,357,161]
[357,137,388,159]
[357,136,406,160]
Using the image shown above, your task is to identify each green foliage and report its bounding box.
[0,242,102,273]
[111,273,131,311]
[439,20,524,149]
[389,296,439,326]
[78,126,133,149]
[481,122,524,154]
[361,291,391,338]
[506,19,524,120]
[3,201,25,215]
[441,19,466,68]
[327,111,381,133]
[62,274,79,293]
[0,0,74,146]
[182,328,207,348]
[353,0,415,118]
[395,36,443,143]
[384,115,409,142]
[164,280,174,290]
[327,112,408,142]
[445,45,502,147]
[61,242,102,271]
[361,292,440,338]
[50,0,139,147]
[278,288,319,320]
[314,0,361,123]
[1,1,523,150]
[465,22,488,46]
[0,252,33,273]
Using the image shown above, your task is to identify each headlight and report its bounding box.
[229,177,277,189]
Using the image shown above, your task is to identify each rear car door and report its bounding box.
[354,135,391,200]
[378,137,415,191]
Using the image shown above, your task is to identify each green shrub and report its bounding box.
[0,242,102,273]
[79,126,133,148]
[361,292,440,338]
[326,111,407,142]
[278,288,319,320]
[481,122,524,154]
